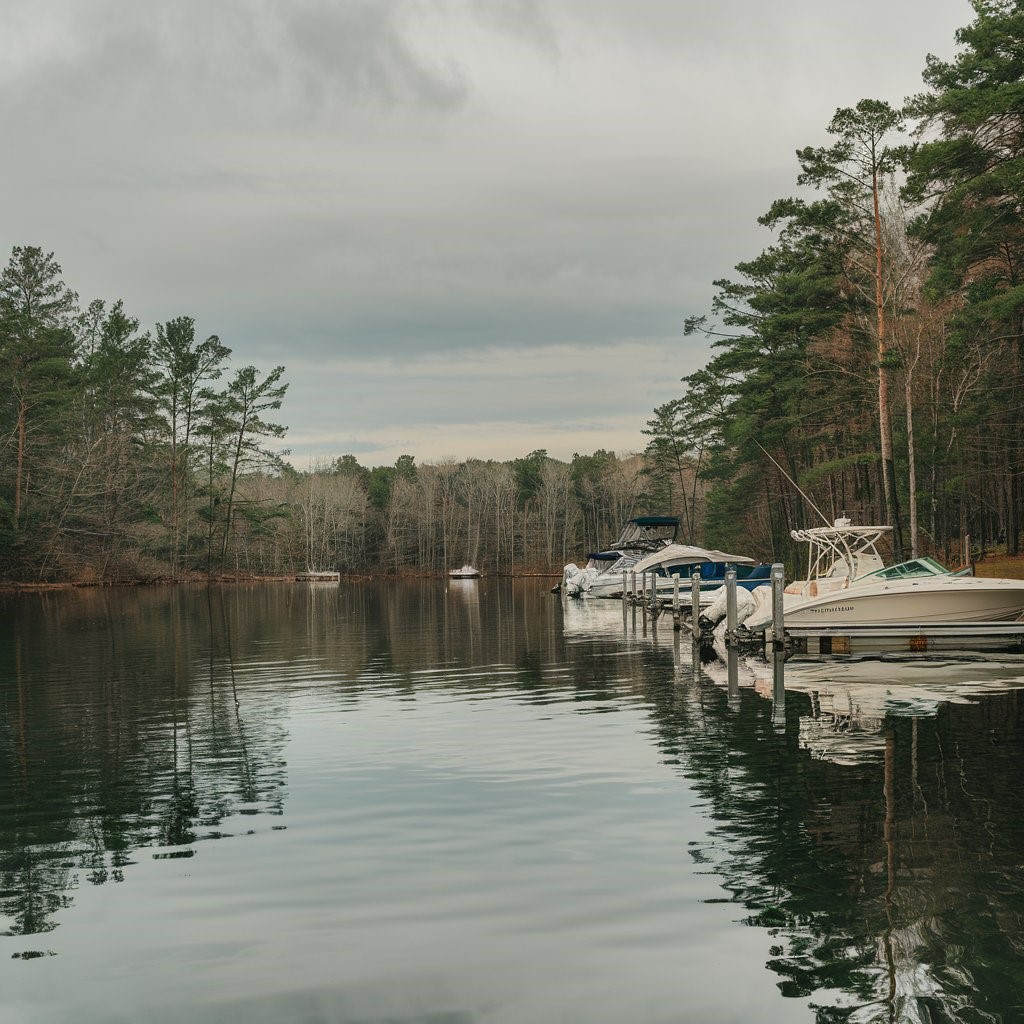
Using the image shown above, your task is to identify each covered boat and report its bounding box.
[630,544,767,603]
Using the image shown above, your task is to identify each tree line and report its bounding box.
[0,246,288,581]
[645,0,1024,568]
[8,2,1019,582]
[0,249,665,581]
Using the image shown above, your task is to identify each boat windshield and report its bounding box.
[862,556,951,581]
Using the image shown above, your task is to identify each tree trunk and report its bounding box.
[873,163,903,560]
[1007,476,1020,556]
[14,398,26,529]
[905,374,918,558]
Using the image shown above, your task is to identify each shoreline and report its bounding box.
[0,571,562,594]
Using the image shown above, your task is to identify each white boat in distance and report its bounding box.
[744,519,1024,629]
[449,565,481,579]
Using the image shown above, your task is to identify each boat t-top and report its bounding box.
[786,520,891,597]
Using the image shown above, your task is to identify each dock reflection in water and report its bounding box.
[565,595,1024,1020]
[1,583,1023,1022]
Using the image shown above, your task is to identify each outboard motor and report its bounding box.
[561,563,599,598]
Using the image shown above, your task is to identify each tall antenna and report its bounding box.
[754,441,831,528]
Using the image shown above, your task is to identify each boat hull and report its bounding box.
[783,578,1024,627]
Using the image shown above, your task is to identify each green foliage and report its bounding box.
[334,454,368,481]
[364,456,415,511]
[905,0,1024,329]
[394,453,417,480]
[512,449,549,502]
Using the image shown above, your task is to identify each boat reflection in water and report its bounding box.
[562,594,1024,1020]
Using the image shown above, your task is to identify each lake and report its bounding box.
[3,580,1024,1023]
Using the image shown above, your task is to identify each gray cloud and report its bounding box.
[2,1,470,127]
[0,0,974,466]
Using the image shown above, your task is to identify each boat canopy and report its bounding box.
[588,550,625,561]
[608,515,679,551]
[631,543,756,576]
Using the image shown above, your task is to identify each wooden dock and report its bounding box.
[784,622,1024,660]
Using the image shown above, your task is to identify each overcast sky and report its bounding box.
[1,0,973,468]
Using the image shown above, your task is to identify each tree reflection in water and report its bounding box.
[0,587,287,939]
[662,643,1024,1023]
[1,582,1023,1023]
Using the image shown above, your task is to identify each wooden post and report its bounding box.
[727,647,739,702]
[622,570,628,604]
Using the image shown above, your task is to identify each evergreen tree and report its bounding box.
[789,99,908,556]
[151,317,230,574]
[218,365,288,565]
[905,0,1024,552]
[0,247,78,536]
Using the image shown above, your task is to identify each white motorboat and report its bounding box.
[629,543,766,604]
[297,568,341,582]
[449,565,481,579]
[743,519,1024,628]
[561,516,679,597]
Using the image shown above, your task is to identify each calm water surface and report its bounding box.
[3,581,1024,1023]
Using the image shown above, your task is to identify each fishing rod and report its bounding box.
[754,441,831,528]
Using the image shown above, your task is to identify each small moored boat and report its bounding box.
[449,565,481,579]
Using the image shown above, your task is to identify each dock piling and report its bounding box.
[725,568,737,639]
[690,569,701,641]
[770,562,786,726]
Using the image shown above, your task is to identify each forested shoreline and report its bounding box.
[3,1,1023,584]
[0,244,666,582]
[653,0,1024,568]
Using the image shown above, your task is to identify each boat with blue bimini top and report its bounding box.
[561,516,679,597]
[629,543,770,604]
